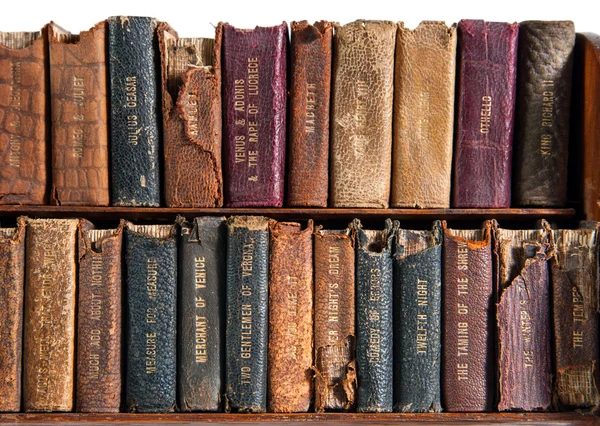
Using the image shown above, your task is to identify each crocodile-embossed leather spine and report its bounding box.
[222,23,287,207]
[23,218,79,412]
[178,216,225,412]
[287,21,333,207]
[393,222,442,413]
[330,21,396,208]
[108,17,161,207]
[452,20,518,208]
[513,21,575,207]
[124,223,177,413]
[49,22,110,206]
[225,216,270,412]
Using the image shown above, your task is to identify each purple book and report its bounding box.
[222,22,287,207]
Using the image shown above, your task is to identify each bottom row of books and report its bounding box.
[0,216,597,413]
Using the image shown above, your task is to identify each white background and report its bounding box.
[0,0,598,38]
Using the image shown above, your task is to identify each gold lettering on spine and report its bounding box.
[416,278,428,354]
[240,236,255,384]
[572,287,585,348]
[9,62,22,167]
[71,76,85,158]
[306,83,317,133]
[185,94,199,137]
[125,76,140,145]
[87,256,103,379]
[36,248,57,395]
[456,241,470,381]
[366,268,382,364]
[146,258,158,300]
[146,332,157,374]
[327,245,341,342]
[540,80,555,156]
[480,96,492,134]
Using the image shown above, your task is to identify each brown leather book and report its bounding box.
[23,218,79,412]
[268,220,314,413]
[159,24,223,207]
[313,226,356,412]
[0,28,48,204]
[391,21,456,208]
[0,217,26,412]
[48,22,109,206]
[76,220,123,413]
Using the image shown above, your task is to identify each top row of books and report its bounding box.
[0,18,578,208]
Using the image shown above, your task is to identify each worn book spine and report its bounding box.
[124,223,177,413]
[354,219,396,412]
[108,16,161,207]
[313,227,356,412]
[23,218,79,412]
[76,220,123,413]
[0,29,48,204]
[178,216,225,412]
[330,21,396,208]
[287,21,333,207]
[49,22,109,206]
[160,24,223,208]
[222,23,287,207]
[513,21,575,207]
[0,217,26,412]
[393,221,442,412]
[391,22,457,208]
[268,220,314,413]
[452,20,519,208]
[442,221,494,412]
[225,216,270,412]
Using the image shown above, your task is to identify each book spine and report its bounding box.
[393,222,442,412]
[513,21,575,207]
[452,20,518,208]
[76,221,123,413]
[23,218,79,412]
[222,23,287,207]
[287,21,333,207]
[178,217,225,411]
[124,223,177,413]
[49,22,109,206]
[108,16,161,207]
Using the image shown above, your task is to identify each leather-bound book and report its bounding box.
[513,21,575,207]
[392,22,457,208]
[124,223,177,413]
[108,17,162,207]
[23,218,79,412]
[225,216,270,412]
[330,21,396,208]
[314,226,356,412]
[268,220,314,413]
[177,217,225,412]
[452,20,519,208]
[393,221,442,412]
[48,22,109,206]
[0,217,26,412]
[287,21,333,207]
[0,28,48,204]
[222,23,287,207]
[442,221,494,412]
[76,220,123,413]
[159,24,223,207]
[353,219,396,412]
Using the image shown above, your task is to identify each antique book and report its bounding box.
[177,217,225,412]
[393,222,442,412]
[287,21,333,207]
[76,220,123,413]
[442,221,494,412]
[452,20,519,208]
[513,21,575,207]
[353,219,396,412]
[313,226,356,412]
[268,220,314,413]
[48,22,109,206]
[225,216,270,412]
[108,16,161,207]
[23,218,79,412]
[330,21,396,208]
[221,23,287,207]
[494,225,552,411]
[159,24,223,208]
[0,28,48,204]
[391,22,457,208]
[0,217,26,412]
[124,223,177,412]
